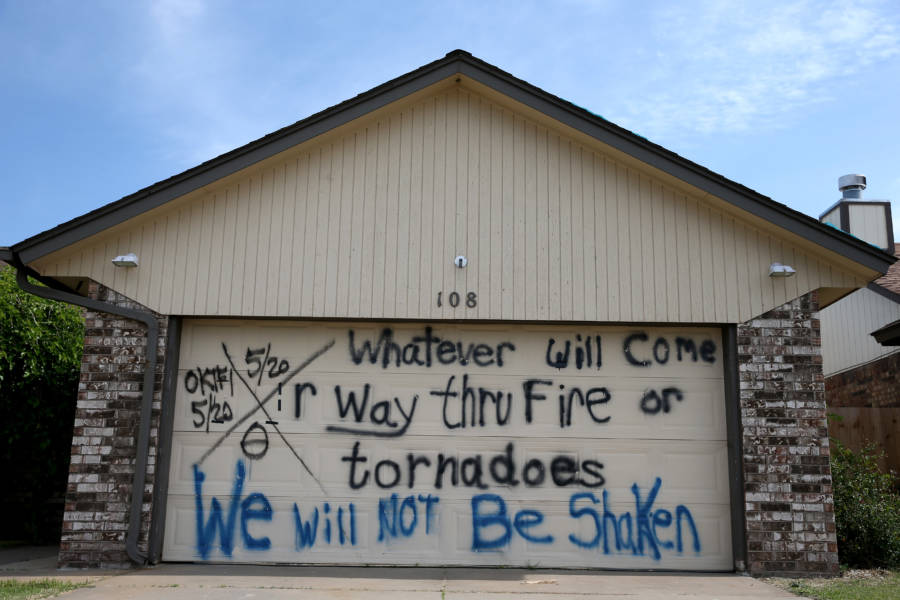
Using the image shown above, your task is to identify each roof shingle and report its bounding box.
[874,244,900,295]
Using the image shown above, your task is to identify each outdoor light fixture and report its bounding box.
[112,253,139,267]
[768,262,796,278]
[454,255,468,268]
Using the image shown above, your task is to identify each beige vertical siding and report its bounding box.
[821,287,900,375]
[34,85,870,323]
[848,204,889,249]
[821,207,840,228]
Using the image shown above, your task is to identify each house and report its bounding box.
[819,181,899,471]
[1,51,895,575]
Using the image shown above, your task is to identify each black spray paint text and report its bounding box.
[325,384,418,438]
[430,375,612,430]
[623,333,717,367]
[348,327,516,369]
[341,440,605,490]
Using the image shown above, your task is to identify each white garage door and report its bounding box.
[163,320,732,570]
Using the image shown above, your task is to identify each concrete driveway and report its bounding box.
[1,547,798,599]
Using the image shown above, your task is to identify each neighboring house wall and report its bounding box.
[820,286,900,376]
[826,351,900,409]
[826,350,900,475]
[821,243,900,475]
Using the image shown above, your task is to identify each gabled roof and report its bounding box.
[5,50,897,274]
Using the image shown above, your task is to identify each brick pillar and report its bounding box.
[59,281,167,569]
[738,291,839,576]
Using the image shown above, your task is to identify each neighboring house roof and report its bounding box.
[872,318,900,346]
[866,243,900,304]
[874,243,900,295]
[864,245,900,352]
[2,50,896,276]
[820,243,899,376]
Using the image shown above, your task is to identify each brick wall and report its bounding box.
[738,291,839,576]
[825,350,900,408]
[58,281,167,569]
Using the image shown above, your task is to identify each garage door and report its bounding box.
[163,320,732,570]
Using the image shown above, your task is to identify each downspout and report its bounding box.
[3,249,156,566]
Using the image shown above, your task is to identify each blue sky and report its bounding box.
[2,0,899,247]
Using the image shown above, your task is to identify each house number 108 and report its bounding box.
[437,291,477,308]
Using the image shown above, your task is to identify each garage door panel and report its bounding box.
[165,320,733,570]
[178,321,724,379]
[166,432,729,506]
[658,446,731,497]
[171,372,726,440]
[163,493,732,570]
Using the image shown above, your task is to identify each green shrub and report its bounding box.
[830,438,900,568]
[0,266,84,542]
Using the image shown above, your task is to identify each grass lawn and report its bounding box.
[0,579,87,600]
[771,569,900,600]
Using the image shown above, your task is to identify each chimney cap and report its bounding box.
[838,174,866,194]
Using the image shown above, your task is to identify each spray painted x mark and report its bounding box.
[195,340,334,493]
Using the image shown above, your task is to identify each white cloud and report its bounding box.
[608,0,900,140]
[118,0,900,170]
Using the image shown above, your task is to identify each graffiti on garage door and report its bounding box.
[173,324,726,567]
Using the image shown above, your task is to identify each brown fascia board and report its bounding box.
[10,50,897,275]
[867,282,900,305]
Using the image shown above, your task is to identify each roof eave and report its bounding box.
[867,282,900,305]
[11,53,468,263]
[871,319,900,346]
[452,58,894,274]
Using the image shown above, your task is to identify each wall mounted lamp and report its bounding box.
[112,253,139,267]
[768,262,796,278]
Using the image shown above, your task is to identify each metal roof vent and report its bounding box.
[838,174,866,199]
